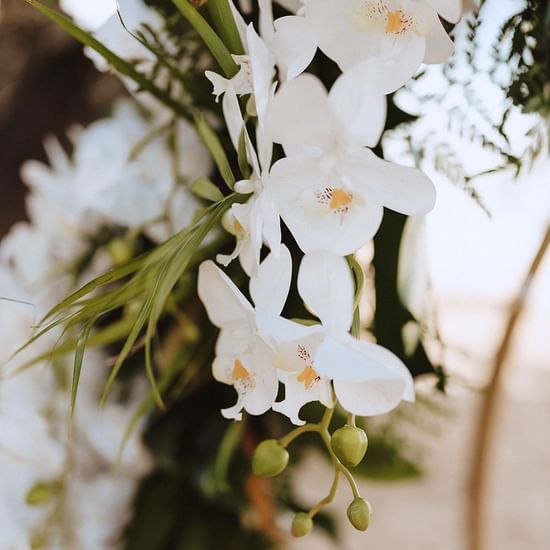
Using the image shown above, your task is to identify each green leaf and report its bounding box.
[347,255,365,338]
[191,177,225,202]
[26,0,191,121]
[70,319,95,416]
[237,125,252,180]
[206,0,245,56]
[194,113,236,190]
[171,0,239,78]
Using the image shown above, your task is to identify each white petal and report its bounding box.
[272,15,318,80]
[273,372,333,425]
[423,16,454,64]
[249,245,292,315]
[334,378,406,416]
[247,24,276,125]
[298,252,354,334]
[222,89,246,153]
[198,261,254,328]
[256,313,323,346]
[398,216,429,321]
[265,74,338,153]
[328,67,387,148]
[259,189,282,255]
[228,0,249,46]
[348,150,436,216]
[314,335,398,379]
[269,156,384,255]
[243,339,279,415]
[428,0,462,23]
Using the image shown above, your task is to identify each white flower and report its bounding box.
[22,101,208,241]
[198,246,293,420]
[206,24,275,150]
[302,0,461,91]
[217,127,281,275]
[261,252,415,424]
[60,0,116,31]
[85,0,163,75]
[266,73,435,255]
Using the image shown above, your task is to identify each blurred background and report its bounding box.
[0,0,548,549]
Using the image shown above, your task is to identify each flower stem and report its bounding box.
[321,431,361,500]
[278,424,319,448]
[308,466,340,518]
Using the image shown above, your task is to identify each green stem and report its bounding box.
[279,424,319,448]
[172,0,239,77]
[321,431,361,499]
[319,406,335,432]
[309,467,340,518]
[207,0,245,55]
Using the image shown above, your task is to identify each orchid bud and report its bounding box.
[347,498,372,531]
[291,513,313,538]
[107,237,134,265]
[330,425,368,467]
[252,439,289,477]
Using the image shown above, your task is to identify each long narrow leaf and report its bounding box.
[207,0,245,56]
[194,113,236,190]
[171,0,239,78]
[71,320,95,416]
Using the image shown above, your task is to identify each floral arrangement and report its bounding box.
[1,0,467,547]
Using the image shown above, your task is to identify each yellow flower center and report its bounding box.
[234,219,246,236]
[385,10,404,33]
[232,359,250,381]
[329,188,353,210]
[297,366,321,389]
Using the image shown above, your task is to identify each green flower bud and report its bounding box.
[347,498,372,531]
[252,439,289,477]
[107,238,134,265]
[330,425,368,467]
[25,481,60,506]
[291,513,313,538]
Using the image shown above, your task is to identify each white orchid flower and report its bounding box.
[259,252,415,425]
[266,73,435,255]
[198,246,293,420]
[86,0,164,76]
[302,0,461,92]
[206,24,275,150]
[217,125,281,275]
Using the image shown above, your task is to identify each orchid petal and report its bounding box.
[273,372,333,425]
[423,16,454,64]
[272,16,318,80]
[348,150,437,216]
[334,378,406,416]
[428,0,462,23]
[249,245,292,315]
[247,24,276,125]
[298,252,354,334]
[258,189,281,255]
[244,339,280,415]
[328,67,387,147]
[198,261,254,328]
[266,74,338,153]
